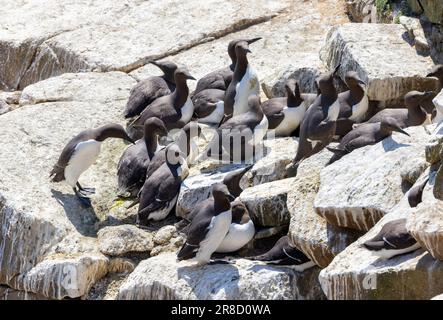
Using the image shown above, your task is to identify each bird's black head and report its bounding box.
[173,67,196,84]
[344,71,367,91]
[317,64,340,96]
[426,64,443,83]
[230,200,250,224]
[212,183,232,211]
[150,60,178,83]
[234,41,252,59]
[228,37,261,64]
[143,117,168,139]
[95,123,135,144]
[404,90,436,109]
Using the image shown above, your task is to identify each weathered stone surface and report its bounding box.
[131,0,348,94]
[314,126,432,231]
[0,72,136,298]
[346,0,376,23]
[320,23,438,102]
[0,99,10,115]
[407,0,424,15]
[407,171,443,260]
[239,178,294,227]
[400,16,430,53]
[288,149,363,268]
[97,225,154,256]
[419,0,443,25]
[176,164,246,219]
[319,177,443,300]
[153,225,177,246]
[243,137,298,187]
[0,0,289,91]
[117,253,325,300]
[0,285,49,300]
[261,60,324,99]
[0,90,21,105]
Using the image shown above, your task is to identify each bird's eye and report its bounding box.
[175,152,179,157]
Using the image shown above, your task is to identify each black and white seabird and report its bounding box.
[327,117,410,165]
[335,71,369,138]
[193,37,262,95]
[363,219,421,259]
[50,124,135,206]
[222,165,253,199]
[286,65,341,177]
[192,38,262,124]
[223,41,260,120]
[177,183,232,265]
[216,200,255,253]
[366,90,435,128]
[128,68,196,140]
[203,95,268,162]
[262,79,310,137]
[123,61,177,119]
[250,236,315,271]
[136,144,189,225]
[408,177,429,208]
[116,117,168,198]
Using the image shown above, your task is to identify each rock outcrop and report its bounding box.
[288,149,363,268]
[319,174,443,300]
[117,253,325,300]
[314,125,432,231]
[320,23,438,103]
[0,71,136,299]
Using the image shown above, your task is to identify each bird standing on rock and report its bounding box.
[327,117,410,165]
[177,183,232,265]
[192,37,262,124]
[123,61,177,119]
[262,79,310,137]
[286,65,341,177]
[136,144,189,225]
[334,71,369,138]
[116,117,168,198]
[365,90,435,128]
[223,40,260,121]
[128,68,196,140]
[426,65,443,123]
[50,124,135,207]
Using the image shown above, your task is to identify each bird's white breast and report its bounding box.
[326,99,340,122]
[216,220,255,253]
[180,97,195,124]
[194,210,232,264]
[198,100,225,124]
[433,94,443,124]
[233,65,260,117]
[148,194,179,221]
[64,139,101,187]
[371,242,421,260]
[252,114,269,146]
[274,102,308,137]
[349,94,369,122]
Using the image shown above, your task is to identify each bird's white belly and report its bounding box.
[216,220,255,253]
[252,114,269,145]
[274,103,307,137]
[325,99,340,122]
[372,242,421,260]
[233,66,260,116]
[194,210,232,264]
[349,94,369,122]
[179,97,195,124]
[148,194,179,221]
[199,100,225,124]
[64,139,101,187]
[292,260,316,272]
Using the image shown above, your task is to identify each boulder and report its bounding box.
[400,16,430,53]
[314,125,432,231]
[287,149,363,268]
[97,225,154,257]
[130,0,348,94]
[407,171,443,260]
[319,177,443,300]
[320,23,438,102]
[0,71,136,299]
[117,253,325,300]
[345,0,376,23]
[153,225,177,246]
[0,0,288,91]
[0,99,10,115]
[0,285,49,300]
[239,178,294,227]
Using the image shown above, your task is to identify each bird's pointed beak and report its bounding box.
[394,127,410,137]
[246,48,252,53]
[186,74,196,80]
[246,37,262,44]
[426,71,437,78]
